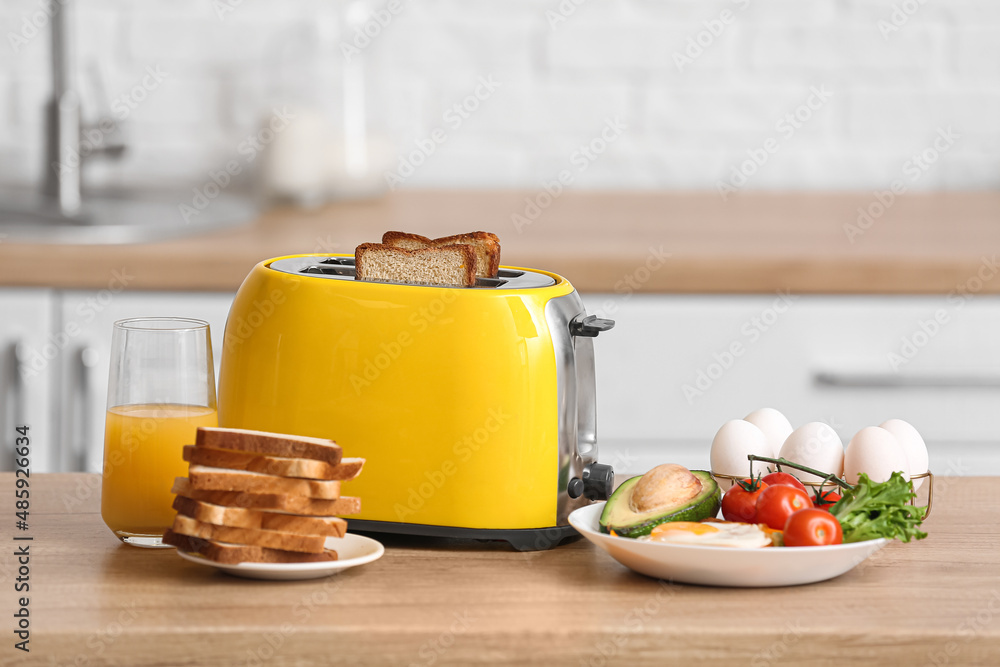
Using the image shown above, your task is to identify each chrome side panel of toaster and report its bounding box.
[546,291,599,525]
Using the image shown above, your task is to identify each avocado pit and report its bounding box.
[629,464,703,513]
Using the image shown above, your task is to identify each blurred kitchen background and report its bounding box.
[1,0,999,474]
[3,0,997,192]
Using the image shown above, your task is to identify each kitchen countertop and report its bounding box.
[8,473,999,665]
[1,191,999,294]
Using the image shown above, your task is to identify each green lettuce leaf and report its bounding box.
[829,472,928,543]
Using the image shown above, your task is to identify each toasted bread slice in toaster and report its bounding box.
[172,496,348,537]
[381,231,433,249]
[182,446,364,481]
[195,427,343,465]
[381,231,500,278]
[170,514,328,554]
[187,465,343,499]
[431,232,501,278]
[172,478,362,516]
[355,242,476,287]
[163,529,338,564]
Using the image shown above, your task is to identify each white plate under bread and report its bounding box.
[176,533,384,581]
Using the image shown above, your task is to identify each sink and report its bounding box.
[0,187,257,244]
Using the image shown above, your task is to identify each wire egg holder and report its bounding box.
[710,465,934,519]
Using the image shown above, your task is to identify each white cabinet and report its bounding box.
[0,290,57,472]
[583,294,1000,474]
[56,291,233,472]
[4,287,999,473]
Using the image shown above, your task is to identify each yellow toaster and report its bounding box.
[217,254,615,550]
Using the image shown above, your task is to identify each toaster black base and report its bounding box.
[348,519,580,552]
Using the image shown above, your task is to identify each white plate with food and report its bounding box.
[176,533,384,581]
[569,502,889,588]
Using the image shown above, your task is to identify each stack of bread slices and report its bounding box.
[162,427,363,564]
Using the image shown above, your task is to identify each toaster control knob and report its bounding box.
[582,463,615,501]
[567,477,585,499]
[570,315,615,338]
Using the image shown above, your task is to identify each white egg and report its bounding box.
[710,419,771,486]
[844,426,909,484]
[879,419,929,490]
[744,408,793,458]
[778,422,844,483]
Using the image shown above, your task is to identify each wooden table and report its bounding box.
[1,190,999,294]
[3,473,998,666]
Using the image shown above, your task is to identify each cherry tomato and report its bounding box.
[721,477,768,522]
[783,508,843,546]
[812,488,842,512]
[761,471,807,493]
[754,484,812,530]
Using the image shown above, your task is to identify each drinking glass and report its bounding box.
[100,318,218,548]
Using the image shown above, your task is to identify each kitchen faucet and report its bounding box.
[43,1,126,215]
[0,1,256,243]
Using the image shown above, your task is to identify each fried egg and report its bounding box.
[643,521,772,548]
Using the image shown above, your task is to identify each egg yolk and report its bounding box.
[651,522,720,537]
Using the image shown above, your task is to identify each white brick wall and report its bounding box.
[2,0,998,192]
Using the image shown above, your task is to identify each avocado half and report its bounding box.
[599,467,721,539]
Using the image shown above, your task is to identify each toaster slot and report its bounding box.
[301,265,357,277]
[475,277,508,288]
[269,256,555,289]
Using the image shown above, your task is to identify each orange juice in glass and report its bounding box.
[101,318,217,548]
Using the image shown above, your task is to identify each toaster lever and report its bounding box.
[570,315,615,338]
[581,463,615,501]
